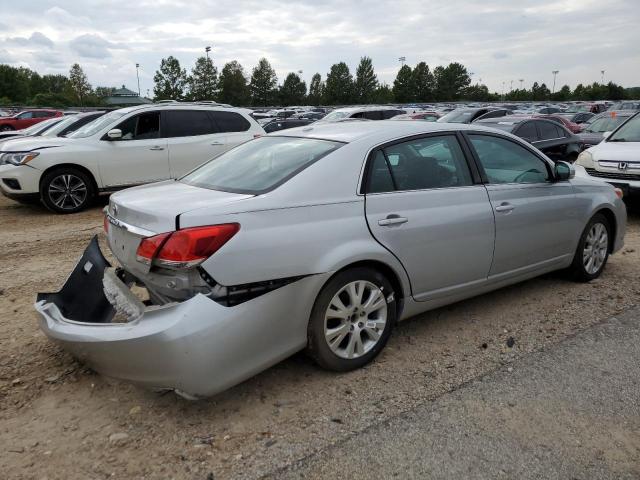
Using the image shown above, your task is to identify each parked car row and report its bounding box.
[0,109,62,131]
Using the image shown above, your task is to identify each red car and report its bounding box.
[534,114,582,134]
[0,109,62,131]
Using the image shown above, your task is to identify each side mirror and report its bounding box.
[555,161,575,181]
[107,128,122,140]
[602,131,612,140]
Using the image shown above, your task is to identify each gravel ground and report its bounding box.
[0,194,638,479]
[275,308,640,480]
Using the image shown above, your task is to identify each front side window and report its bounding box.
[115,112,160,140]
[537,121,562,140]
[182,136,343,194]
[469,134,550,184]
[516,121,538,141]
[367,135,473,193]
[164,110,216,137]
[69,110,126,138]
[18,112,34,119]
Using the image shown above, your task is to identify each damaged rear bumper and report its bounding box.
[35,237,330,398]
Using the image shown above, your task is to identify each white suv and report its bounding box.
[0,104,264,213]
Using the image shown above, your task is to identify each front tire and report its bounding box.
[569,213,611,282]
[40,167,96,214]
[307,267,397,371]
[0,125,14,132]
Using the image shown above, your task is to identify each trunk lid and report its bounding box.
[108,180,253,234]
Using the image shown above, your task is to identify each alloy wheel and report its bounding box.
[324,280,388,359]
[47,174,88,210]
[583,222,608,275]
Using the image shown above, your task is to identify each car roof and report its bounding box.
[108,103,251,115]
[273,119,512,143]
[330,106,404,114]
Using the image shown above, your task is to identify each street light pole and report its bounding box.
[551,70,559,94]
[205,46,211,60]
[601,70,605,84]
[398,56,406,67]
[135,63,140,96]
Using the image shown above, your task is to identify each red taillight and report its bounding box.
[135,224,239,268]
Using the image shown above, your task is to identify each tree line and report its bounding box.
[0,57,635,108]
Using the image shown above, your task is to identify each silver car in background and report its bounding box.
[36,121,626,398]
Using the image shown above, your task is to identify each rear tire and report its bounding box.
[568,213,611,282]
[307,267,397,372]
[40,167,96,214]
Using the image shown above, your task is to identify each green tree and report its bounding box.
[308,73,324,105]
[249,58,278,106]
[373,83,394,104]
[393,64,414,103]
[552,85,572,101]
[153,56,187,100]
[40,74,71,95]
[95,86,116,98]
[434,62,471,101]
[572,83,585,100]
[463,84,491,102]
[188,56,218,101]
[68,63,92,106]
[531,82,551,101]
[218,61,250,106]
[0,65,28,103]
[324,62,354,105]
[354,56,378,103]
[411,62,435,102]
[279,72,306,106]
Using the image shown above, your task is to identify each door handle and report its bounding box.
[495,202,515,213]
[149,146,165,151]
[210,141,224,146]
[378,215,408,226]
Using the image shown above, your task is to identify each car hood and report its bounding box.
[108,181,254,234]
[577,132,604,145]
[0,135,71,153]
[589,141,640,161]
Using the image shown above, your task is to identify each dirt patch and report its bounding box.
[0,194,639,479]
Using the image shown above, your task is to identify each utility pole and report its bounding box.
[398,56,406,67]
[601,70,605,84]
[135,63,140,96]
[501,81,505,99]
[510,80,513,92]
[551,70,559,94]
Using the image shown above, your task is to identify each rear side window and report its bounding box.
[18,112,34,119]
[537,121,561,140]
[366,135,473,193]
[164,110,217,137]
[182,136,343,194]
[516,121,538,141]
[211,111,251,132]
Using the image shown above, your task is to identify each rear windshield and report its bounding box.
[438,109,475,123]
[608,114,640,142]
[181,136,344,194]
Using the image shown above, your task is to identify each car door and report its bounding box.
[532,120,567,161]
[364,133,495,301]
[465,133,581,277]
[163,109,225,178]
[97,111,170,188]
[15,111,35,129]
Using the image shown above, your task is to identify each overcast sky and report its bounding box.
[1,0,639,97]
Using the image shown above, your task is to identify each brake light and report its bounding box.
[135,224,239,268]
[614,188,624,199]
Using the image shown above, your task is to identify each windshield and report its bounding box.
[564,105,589,113]
[68,110,126,138]
[182,136,343,194]
[21,117,61,135]
[319,111,350,122]
[437,109,475,123]
[584,115,628,133]
[608,114,640,142]
[39,115,78,137]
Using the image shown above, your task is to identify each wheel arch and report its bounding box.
[39,163,99,194]
[319,259,407,318]
[594,207,617,253]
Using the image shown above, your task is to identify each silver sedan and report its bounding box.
[36,121,627,398]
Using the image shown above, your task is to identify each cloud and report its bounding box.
[492,52,510,60]
[69,34,121,59]
[7,31,54,48]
